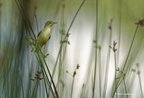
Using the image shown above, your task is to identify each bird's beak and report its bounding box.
[53,22,57,24]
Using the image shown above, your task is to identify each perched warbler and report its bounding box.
[37,21,57,47]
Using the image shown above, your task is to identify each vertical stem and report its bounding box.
[114,51,117,98]
[123,78,128,98]
[39,50,59,98]
[99,47,102,98]
[113,24,139,98]
[137,65,144,98]
[52,0,86,78]
[121,25,139,72]
[70,77,75,98]
[138,74,144,98]
[92,0,98,97]
[103,20,113,98]
[117,0,122,67]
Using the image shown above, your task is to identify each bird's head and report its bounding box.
[44,21,57,27]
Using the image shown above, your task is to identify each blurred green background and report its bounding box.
[0,0,144,98]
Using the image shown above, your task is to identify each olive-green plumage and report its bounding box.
[37,21,57,47]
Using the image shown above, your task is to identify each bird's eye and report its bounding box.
[48,21,51,24]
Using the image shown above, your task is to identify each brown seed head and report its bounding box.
[73,71,76,77]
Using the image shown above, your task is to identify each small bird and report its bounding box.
[32,21,57,57]
[37,21,57,47]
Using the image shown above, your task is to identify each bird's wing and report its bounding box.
[37,31,41,37]
[37,29,45,37]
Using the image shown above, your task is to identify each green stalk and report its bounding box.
[70,77,75,98]
[137,65,144,98]
[92,0,98,97]
[36,53,55,96]
[123,78,128,98]
[38,51,59,98]
[15,0,36,39]
[115,25,139,94]
[112,74,125,98]
[138,73,144,98]
[103,20,113,98]
[117,0,122,67]
[98,47,102,98]
[65,0,86,37]
[121,25,139,72]
[34,12,39,33]
[31,80,39,98]
[52,0,86,77]
[114,50,117,98]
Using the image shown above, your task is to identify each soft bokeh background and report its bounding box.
[0,0,144,98]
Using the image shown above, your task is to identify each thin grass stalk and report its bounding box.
[111,70,127,98]
[116,25,139,92]
[25,31,54,96]
[31,80,39,98]
[111,69,127,98]
[136,64,144,98]
[34,10,39,33]
[52,2,66,78]
[116,1,128,97]
[43,74,50,98]
[19,75,25,98]
[53,0,64,20]
[70,77,75,98]
[33,13,50,97]
[15,0,36,39]
[123,78,128,98]
[33,51,55,97]
[121,25,139,72]
[138,73,144,98]
[52,46,62,77]
[112,74,125,98]
[33,11,42,93]
[36,65,51,97]
[103,19,113,98]
[38,50,59,98]
[117,0,122,67]
[16,0,59,96]
[64,0,86,37]
[56,46,65,96]
[0,2,1,48]
[56,2,66,89]
[36,52,56,96]
[17,0,36,38]
[56,45,64,96]
[114,48,117,98]
[80,84,86,98]
[42,68,52,97]
[92,0,98,97]
[55,44,67,88]
[52,0,86,77]
[98,46,102,98]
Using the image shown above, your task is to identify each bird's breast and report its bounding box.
[37,27,51,47]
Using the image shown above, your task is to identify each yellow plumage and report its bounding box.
[37,21,57,47]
